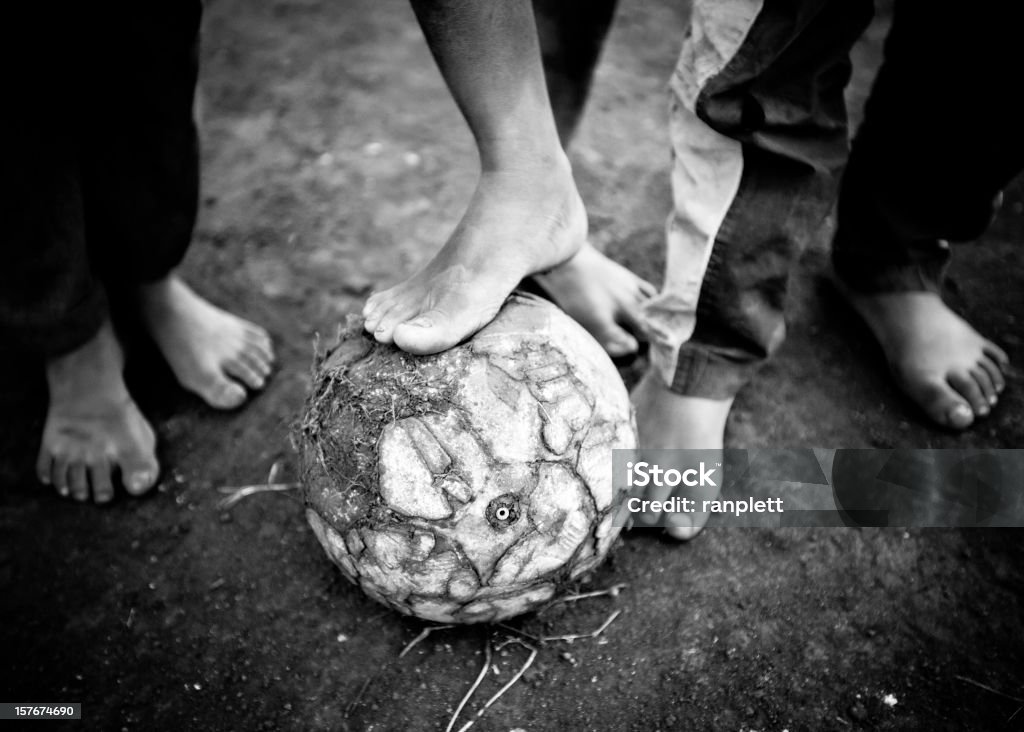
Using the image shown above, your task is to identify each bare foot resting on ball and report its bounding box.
[534,241,656,357]
[38,319,159,503]
[139,275,275,410]
[362,161,586,355]
[841,288,1009,430]
[631,368,732,541]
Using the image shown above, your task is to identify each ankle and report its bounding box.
[45,321,127,398]
[477,140,571,176]
[137,274,179,304]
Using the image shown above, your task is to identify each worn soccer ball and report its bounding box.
[298,292,636,623]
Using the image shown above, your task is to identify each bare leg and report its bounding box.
[139,275,275,410]
[363,0,586,355]
[37,319,159,503]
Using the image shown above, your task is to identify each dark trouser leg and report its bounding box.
[83,0,203,287]
[834,2,1024,292]
[0,134,108,359]
[0,1,202,361]
[1,4,107,359]
[644,0,874,398]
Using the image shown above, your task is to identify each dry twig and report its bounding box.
[216,482,301,510]
[954,675,1024,703]
[217,460,300,510]
[455,640,538,732]
[399,624,454,659]
[445,638,492,732]
[345,677,372,719]
[552,583,627,605]
[540,609,622,643]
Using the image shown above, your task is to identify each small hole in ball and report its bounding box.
[496,506,510,521]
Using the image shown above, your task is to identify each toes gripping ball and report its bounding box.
[298,293,637,623]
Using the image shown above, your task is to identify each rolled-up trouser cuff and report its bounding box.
[2,286,108,360]
[668,344,760,399]
[831,247,949,295]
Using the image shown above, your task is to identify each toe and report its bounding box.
[373,309,408,345]
[362,291,395,325]
[36,449,53,487]
[393,296,501,356]
[52,454,71,498]
[618,301,650,343]
[240,348,273,379]
[362,291,385,317]
[948,371,989,417]
[979,355,1005,395]
[636,278,658,299]
[365,301,398,337]
[983,340,1010,370]
[124,469,157,496]
[392,309,473,355]
[89,460,115,504]
[593,324,639,358]
[243,328,275,363]
[225,359,266,391]
[68,462,89,502]
[665,519,704,542]
[120,423,160,497]
[121,458,159,496]
[906,377,974,429]
[206,377,248,410]
[970,365,997,407]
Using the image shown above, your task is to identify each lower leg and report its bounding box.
[832,3,1023,430]
[38,318,159,503]
[364,0,585,354]
[631,369,731,540]
[631,0,870,541]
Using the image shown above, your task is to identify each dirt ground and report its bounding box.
[2,1,1023,730]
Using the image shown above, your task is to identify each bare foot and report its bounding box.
[362,158,586,354]
[631,368,732,541]
[533,241,656,357]
[841,288,1009,430]
[139,276,275,410]
[37,320,159,503]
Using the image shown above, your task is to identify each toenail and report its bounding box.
[407,316,432,328]
[128,473,152,491]
[58,486,69,497]
[948,404,973,423]
[990,395,998,404]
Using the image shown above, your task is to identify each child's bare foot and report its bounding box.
[362,158,586,355]
[631,368,732,541]
[139,276,275,410]
[842,289,1009,429]
[37,320,159,503]
[534,241,656,357]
